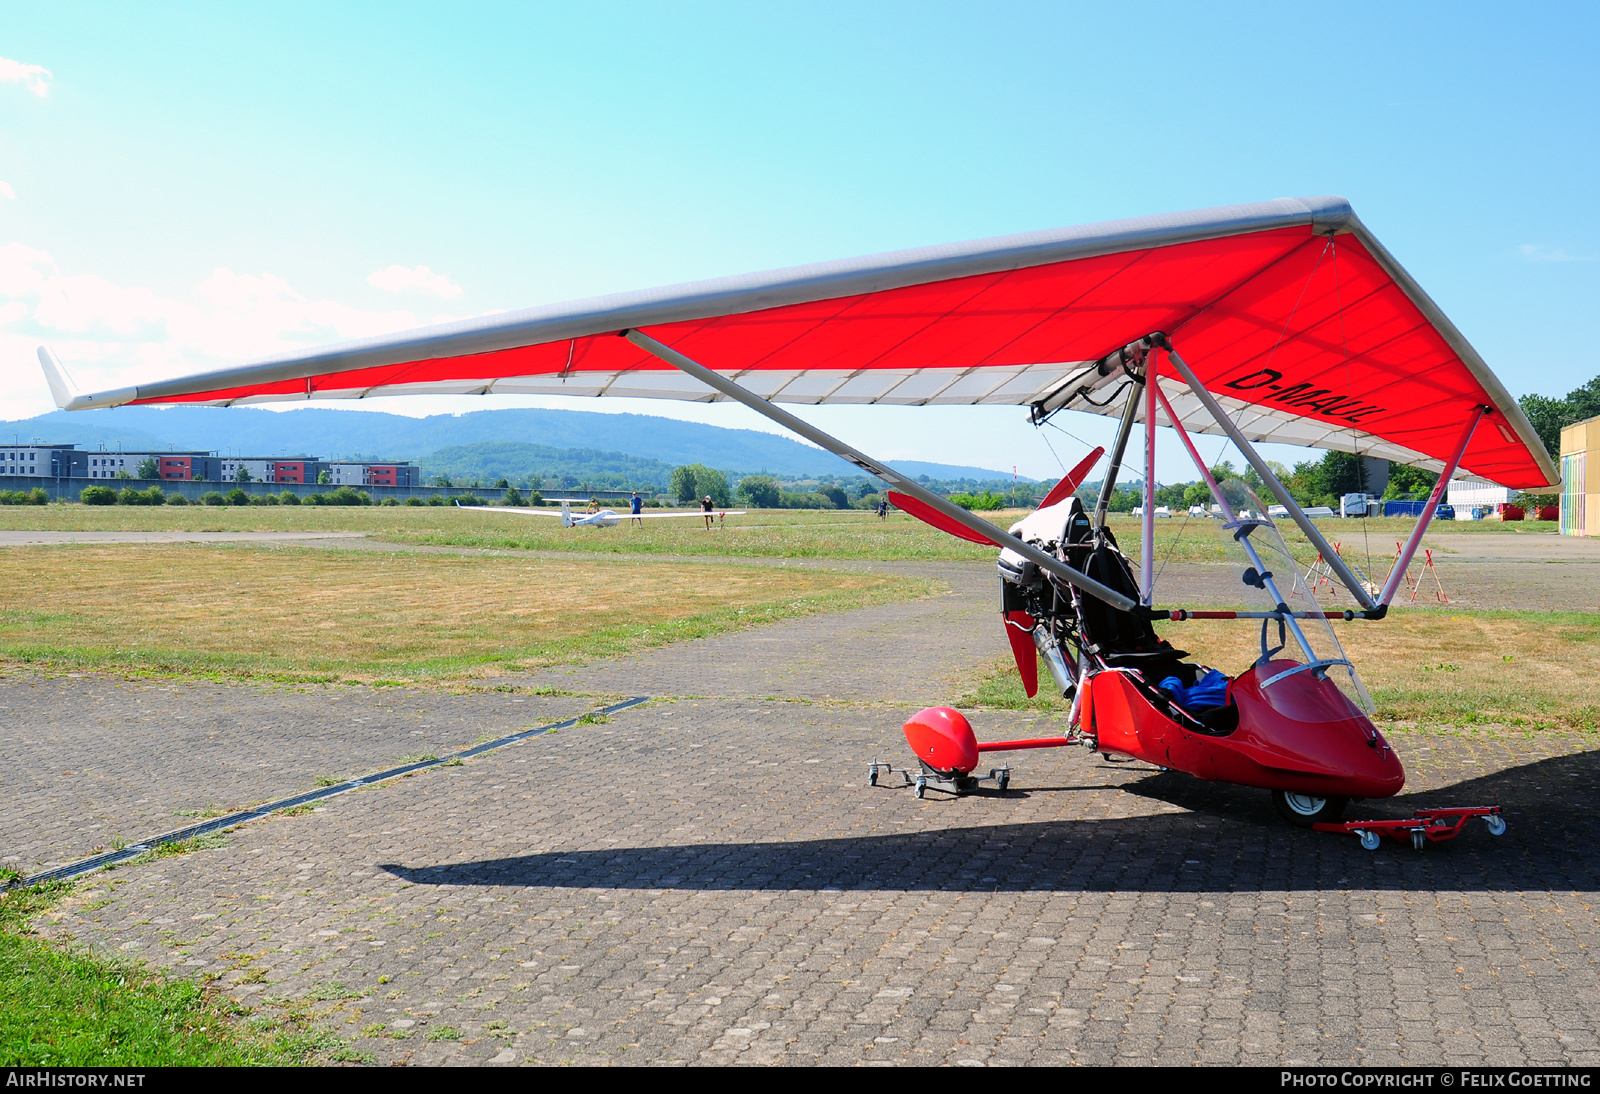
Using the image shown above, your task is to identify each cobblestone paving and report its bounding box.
[0,676,589,870]
[33,694,1600,1067]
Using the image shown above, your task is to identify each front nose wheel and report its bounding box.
[1272,789,1349,827]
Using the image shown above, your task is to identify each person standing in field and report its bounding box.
[877,497,888,520]
[630,491,644,528]
[703,494,715,530]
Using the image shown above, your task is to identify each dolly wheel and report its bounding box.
[1272,789,1349,828]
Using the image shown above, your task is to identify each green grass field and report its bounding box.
[0,503,1557,565]
[0,543,934,684]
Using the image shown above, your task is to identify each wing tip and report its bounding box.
[37,347,140,411]
[37,346,76,410]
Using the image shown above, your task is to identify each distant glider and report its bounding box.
[457,499,746,527]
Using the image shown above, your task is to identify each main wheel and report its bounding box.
[1272,789,1349,828]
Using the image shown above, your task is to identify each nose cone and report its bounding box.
[1231,663,1405,799]
[902,706,979,775]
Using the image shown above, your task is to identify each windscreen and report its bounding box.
[1208,477,1375,714]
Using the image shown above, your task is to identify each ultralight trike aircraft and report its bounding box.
[39,197,1559,850]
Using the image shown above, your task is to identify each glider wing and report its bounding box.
[40,196,1556,488]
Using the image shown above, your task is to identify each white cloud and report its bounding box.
[0,57,52,97]
[0,181,14,200]
[0,240,453,416]
[1518,243,1597,263]
[366,264,464,299]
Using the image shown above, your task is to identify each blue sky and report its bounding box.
[1,2,1595,478]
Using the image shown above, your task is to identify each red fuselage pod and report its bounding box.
[902,706,980,776]
[1083,664,1404,800]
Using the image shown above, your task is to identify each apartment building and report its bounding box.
[0,444,74,477]
[0,443,417,487]
[321,461,418,487]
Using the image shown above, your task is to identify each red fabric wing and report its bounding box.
[133,225,1548,487]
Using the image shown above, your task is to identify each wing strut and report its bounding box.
[1159,338,1381,613]
[622,328,1138,613]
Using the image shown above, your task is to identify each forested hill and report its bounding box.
[422,442,678,489]
[5,404,1020,482]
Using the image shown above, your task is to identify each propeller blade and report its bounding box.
[886,491,998,545]
[1036,446,1105,510]
[1004,611,1039,698]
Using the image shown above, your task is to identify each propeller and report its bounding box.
[1005,611,1041,697]
[887,445,1105,699]
[885,446,1104,544]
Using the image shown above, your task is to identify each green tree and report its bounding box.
[1182,483,1211,508]
[1106,487,1140,513]
[1520,377,1600,459]
[670,464,700,503]
[494,478,510,489]
[671,464,731,506]
[950,490,1005,511]
[819,484,849,509]
[1154,482,1189,507]
[137,456,160,479]
[226,487,250,506]
[234,466,252,483]
[737,475,781,508]
[1382,464,1439,500]
[502,486,525,507]
[1318,451,1367,497]
[697,467,731,507]
[80,485,116,505]
[319,470,334,484]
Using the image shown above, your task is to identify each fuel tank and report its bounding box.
[1084,663,1404,799]
[902,706,979,775]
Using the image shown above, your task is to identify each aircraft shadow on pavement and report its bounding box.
[380,748,1600,894]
